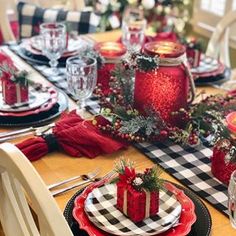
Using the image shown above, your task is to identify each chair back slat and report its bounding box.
[206,10,236,67]
[0,143,73,236]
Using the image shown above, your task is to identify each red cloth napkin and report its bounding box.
[16,111,127,161]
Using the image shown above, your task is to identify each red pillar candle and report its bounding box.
[94,42,126,95]
[134,41,195,126]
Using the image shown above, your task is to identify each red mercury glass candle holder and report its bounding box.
[211,139,236,185]
[226,112,236,133]
[134,41,194,126]
[94,42,127,95]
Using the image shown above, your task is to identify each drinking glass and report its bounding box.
[228,170,236,229]
[66,56,97,110]
[122,7,146,51]
[40,22,66,71]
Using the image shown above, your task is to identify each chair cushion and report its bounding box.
[17,1,101,39]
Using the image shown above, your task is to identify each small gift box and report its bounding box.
[186,48,201,68]
[117,181,159,222]
[2,79,28,105]
[115,160,163,223]
[211,139,236,185]
[1,70,29,105]
[181,37,202,68]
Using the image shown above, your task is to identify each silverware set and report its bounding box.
[49,168,116,197]
[0,123,55,142]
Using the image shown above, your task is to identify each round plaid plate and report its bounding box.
[0,87,58,117]
[84,184,182,236]
[190,54,225,77]
[0,86,51,113]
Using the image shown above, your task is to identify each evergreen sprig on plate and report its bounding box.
[0,63,29,86]
[114,158,164,192]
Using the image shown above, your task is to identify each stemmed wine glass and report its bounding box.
[66,56,97,111]
[122,6,147,51]
[40,22,66,72]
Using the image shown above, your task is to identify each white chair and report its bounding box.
[0,0,86,42]
[0,142,73,236]
[206,10,236,68]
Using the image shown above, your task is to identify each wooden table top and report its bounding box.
[1,30,236,235]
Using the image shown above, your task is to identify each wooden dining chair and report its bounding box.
[0,0,86,43]
[0,142,73,236]
[206,10,236,68]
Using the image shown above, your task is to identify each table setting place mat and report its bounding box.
[84,184,182,236]
[64,181,211,236]
[7,44,229,216]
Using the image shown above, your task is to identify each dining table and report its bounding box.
[0,29,236,236]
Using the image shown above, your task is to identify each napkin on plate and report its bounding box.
[16,110,127,161]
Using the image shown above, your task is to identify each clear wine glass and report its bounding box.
[228,170,236,229]
[122,6,146,51]
[40,22,66,72]
[66,56,97,110]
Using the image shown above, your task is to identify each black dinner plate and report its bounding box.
[194,67,231,86]
[63,182,212,236]
[14,47,67,67]
[0,89,68,127]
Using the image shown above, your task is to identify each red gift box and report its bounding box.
[186,48,201,68]
[211,139,236,185]
[116,181,159,222]
[2,79,28,105]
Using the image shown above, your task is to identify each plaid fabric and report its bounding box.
[17,1,101,39]
[9,43,229,216]
[84,184,181,236]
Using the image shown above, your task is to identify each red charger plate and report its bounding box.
[73,179,196,236]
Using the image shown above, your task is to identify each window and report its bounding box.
[192,0,236,47]
[200,0,226,16]
[233,0,236,9]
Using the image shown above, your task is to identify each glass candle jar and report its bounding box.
[211,139,236,185]
[94,42,126,95]
[134,41,195,126]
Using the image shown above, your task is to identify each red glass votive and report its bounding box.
[211,139,236,185]
[226,112,236,133]
[94,42,127,95]
[134,41,193,126]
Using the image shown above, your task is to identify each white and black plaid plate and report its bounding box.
[0,86,51,112]
[84,184,181,236]
[190,54,223,74]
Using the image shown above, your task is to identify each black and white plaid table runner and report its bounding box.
[9,44,229,216]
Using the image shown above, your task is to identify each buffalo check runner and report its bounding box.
[84,184,181,236]
[10,44,229,216]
